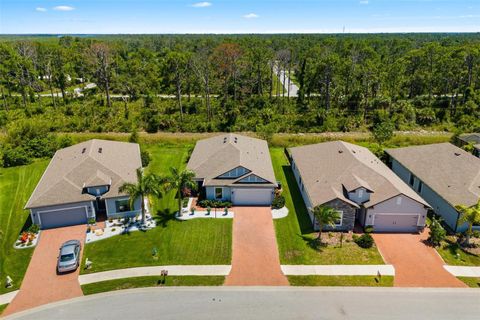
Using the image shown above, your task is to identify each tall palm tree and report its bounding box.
[456,200,480,246]
[165,167,197,216]
[119,168,164,225]
[312,205,341,242]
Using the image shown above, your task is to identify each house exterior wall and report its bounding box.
[290,158,314,211]
[29,201,95,226]
[205,186,232,202]
[105,196,142,219]
[312,198,356,232]
[365,195,428,228]
[390,158,463,232]
[347,187,370,204]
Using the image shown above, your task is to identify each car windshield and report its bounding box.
[60,253,75,262]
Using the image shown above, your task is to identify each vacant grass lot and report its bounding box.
[458,277,480,288]
[270,148,385,265]
[288,275,394,287]
[0,160,48,294]
[436,239,480,266]
[81,276,225,295]
[81,144,232,274]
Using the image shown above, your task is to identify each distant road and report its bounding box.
[6,287,480,320]
[274,65,299,97]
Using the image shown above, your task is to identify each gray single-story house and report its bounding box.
[474,144,480,158]
[289,141,430,233]
[386,143,480,233]
[25,139,142,229]
[187,134,277,206]
[457,133,480,147]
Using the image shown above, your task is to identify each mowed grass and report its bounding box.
[288,275,394,287]
[457,277,480,288]
[0,303,8,315]
[270,148,384,265]
[81,144,232,274]
[436,240,480,266]
[0,160,49,294]
[81,276,225,295]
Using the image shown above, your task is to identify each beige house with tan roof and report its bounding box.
[187,134,277,206]
[25,139,142,229]
[289,141,430,232]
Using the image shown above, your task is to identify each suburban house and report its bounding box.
[25,139,142,229]
[456,133,480,157]
[187,134,277,206]
[289,141,430,232]
[386,143,480,233]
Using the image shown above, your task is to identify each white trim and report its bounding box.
[372,213,421,226]
[37,205,89,226]
[335,210,344,226]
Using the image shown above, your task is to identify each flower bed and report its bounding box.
[14,227,40,249]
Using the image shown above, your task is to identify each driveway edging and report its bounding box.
[281,265,395,276]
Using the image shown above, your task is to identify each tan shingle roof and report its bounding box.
[386,143,480,208]
[289,141,429,209]
[187,134,276,187]
[25,139,141,209]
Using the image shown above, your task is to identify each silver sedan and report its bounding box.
[57,240,81,273]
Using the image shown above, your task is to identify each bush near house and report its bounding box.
[271,195,286,209]
[354,234,374,249]
[197,200,232,208]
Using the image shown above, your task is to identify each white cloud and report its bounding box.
[191,2,212,8]
[53,6,75,11]
[36,7,47,12]
[243,13,259,19]
[360,0,369,4]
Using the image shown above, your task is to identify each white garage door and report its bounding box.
[39,207,88,229]
[373,214,419,233]
[232,188,273,206]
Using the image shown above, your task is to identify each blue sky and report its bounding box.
[1,0,479,34]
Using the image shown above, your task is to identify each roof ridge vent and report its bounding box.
[338,150,343,153]
[98,147,103,154]
[454,152,461,156]
[82,148,86,154]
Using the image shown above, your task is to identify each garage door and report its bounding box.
[39,207,88,229]
[373,214,419,233]
[232,188,273,206]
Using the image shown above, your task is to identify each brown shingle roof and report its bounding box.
[386,143,480,208]
[186,134,276,187]
[289,141,429,209]
[25,139,142,209]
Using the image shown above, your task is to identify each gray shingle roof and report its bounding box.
[459,133,480,145]
[25,139,142,209]
[186,134,276,187]
[289,141,429,209]
[386,143,480,208]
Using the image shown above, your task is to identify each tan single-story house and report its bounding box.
[25,139,142,229]
[386,143,480,232]
[289,141,430,233]
[187,134,277,206]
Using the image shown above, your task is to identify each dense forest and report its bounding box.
[0,34,479,166]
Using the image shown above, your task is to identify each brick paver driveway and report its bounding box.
[225,207,288,286]
[4,225,85,316]
[372,229,466,288]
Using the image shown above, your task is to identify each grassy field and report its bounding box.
[270,148,385,265]
[436,240,480,266]
[288,275,394,287]
[457,277,480,288]
[0,160,49,294]
[81,276,225,295]
[81,144,232,274]
[0,303,8,315]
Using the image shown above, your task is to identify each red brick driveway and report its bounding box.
[3,225,85,316]
[372,229,466,288]
[225,207,289,286]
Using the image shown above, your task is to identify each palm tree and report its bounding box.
[118,168,164,225]
[311,205,341,243]
[165,167,197,216]
[456,200,480,246]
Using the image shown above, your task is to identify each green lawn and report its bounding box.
[81,276,225,295]
[270,148,385,265]
[436,240,480,266]
[458,277,480,288]
[0,160,49,294]
[0,303,8,315]
[288,275,394,287]
[81,144,232,274]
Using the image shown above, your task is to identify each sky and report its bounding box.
[0,0,479,34]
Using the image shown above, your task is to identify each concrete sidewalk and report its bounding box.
[281,265,395,276]
[444,266,480,277]
[79,265,232,285]
[0,290,18,305]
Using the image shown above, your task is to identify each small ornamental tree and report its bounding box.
[456,200,480,246]
[371,121,395,145]
[428,216,446,247]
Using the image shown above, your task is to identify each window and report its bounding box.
[215,187,223,199]
[409,173,415,186]
[335,211,343,226]
[418,181,423,193]
[218,167,250,178]
[115,199,131,212]
[237,174,268,183]
[396,197,402,205]
[358,189,364,198]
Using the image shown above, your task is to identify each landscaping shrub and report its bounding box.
[364,226,374,234]
[2,146,31,167]
[271,195,286,209]
[197,200,232,208]
[428,217,446,247]
[141,149,151,167]
[354,234,374,249]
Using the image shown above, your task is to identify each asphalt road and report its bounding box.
[5,287,480,320]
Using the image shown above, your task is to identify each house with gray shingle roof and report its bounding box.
[25,139,142,229]
[386,143,480,232]
[289,141,430,232]
[187,134,277,206]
